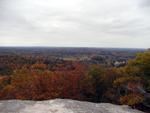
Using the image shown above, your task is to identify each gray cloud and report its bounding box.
[0,0,150,48]
[140,0,150,7]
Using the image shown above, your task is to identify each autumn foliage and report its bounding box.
[0,50,150,112]
[0,63,94,101]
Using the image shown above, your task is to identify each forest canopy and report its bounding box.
[0,49,149,112]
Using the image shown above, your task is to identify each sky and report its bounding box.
[0,0,150,48]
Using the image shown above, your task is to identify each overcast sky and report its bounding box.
[0,0,150,48]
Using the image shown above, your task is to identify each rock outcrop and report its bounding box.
[0,99,144,113]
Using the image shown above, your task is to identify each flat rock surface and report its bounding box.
[0,99,144,113]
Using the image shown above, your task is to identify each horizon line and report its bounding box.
[0,46,147,49]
